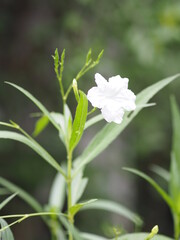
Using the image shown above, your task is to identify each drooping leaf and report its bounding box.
[0,193,17,211]
[0,131,65,176]
[70,199,97,218]
[170,97,180,213]
[69,91,88,153]
[73,74,180,175]
[0,177,42,213]
[81,199,142,227]
[123,168,173,209]
[5,82,61,132]
[0,219,14,240]
[48,172,66,212]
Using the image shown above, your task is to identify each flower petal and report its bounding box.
[101,105,124,124]
[95,73,107,90]
[108,75,129,90]
[87,87,106,108]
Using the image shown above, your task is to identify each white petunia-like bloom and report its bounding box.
[87,73,136,124]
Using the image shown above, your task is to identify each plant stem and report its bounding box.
[173,213,180,240]
[67,150,73,240]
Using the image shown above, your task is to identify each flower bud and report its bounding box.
[72,79,79,102]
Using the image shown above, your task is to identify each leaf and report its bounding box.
[69,91,88,152]
[73,74,180,175]
[32,115,49,137]
[81,199,142,227]
[52,105,72,148]
[123,168,174,210]
[85,114,104,130]
[116,233,173,240]
[48,172,66,212]
[150,164,170,182]
[0,177,42,213]
[71,169,88,205]
[5,82,61,132]
[70,199,97,218]
[0,219,14,240]
[0,131,65,176]
[170,97,180,213]
[0,193,17,211]
[81,232,108,240]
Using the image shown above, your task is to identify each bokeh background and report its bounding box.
[0,0,180,239]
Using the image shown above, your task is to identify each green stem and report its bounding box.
[67,150,73,240]
[173,213,180,240]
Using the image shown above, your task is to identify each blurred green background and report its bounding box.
[0,0,180,239]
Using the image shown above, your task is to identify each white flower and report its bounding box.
[87,73,136,124]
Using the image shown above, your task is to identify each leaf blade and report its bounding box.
[0,131,65,176]
[69,91,88,152]
[5,82,61,132]
[123,167,173,209]
[81,199,143,227]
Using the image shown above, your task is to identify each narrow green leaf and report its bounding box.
[71,169,88,205]
[32,115,49,137]
[69,91,88,152]
[5,82,62,132]
[48,172,66,212]
[116,233,173,240]
[51,105,72,148]
[0,177,42,213]
[0,219,14,240]
[81,199,142,227]
[70,199,97,218]
[73,74,180,175]
[123,168,174,209]
[0,131,66,177]
[170,97,180,213]
[150,164,170,182]
[85,114,104,130]
[0,193,17,211]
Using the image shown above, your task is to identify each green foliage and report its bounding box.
[0,177,43,213]
[123,168,173,209]
[0,193,17,211]
[69,91,88,153]
[81,199,143,227]
[5,82,62,132]
[0,131,65,176]
[69,199,97,218]
[0,219,14,240]
[32,115,49,137]
[123,96,180,240]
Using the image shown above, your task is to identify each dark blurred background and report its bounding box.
[0,0,180,239]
